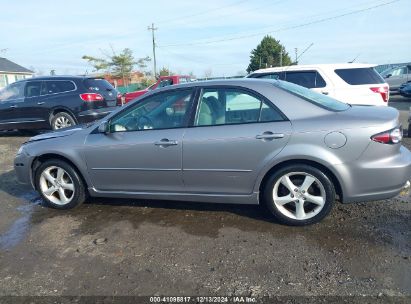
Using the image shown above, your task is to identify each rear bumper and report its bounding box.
[338,146,411,203]
[77,106,118,123]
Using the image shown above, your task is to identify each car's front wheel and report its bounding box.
[262,164,335,226]
[35,159,86,209]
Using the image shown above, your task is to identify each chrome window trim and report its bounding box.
[38,80,77,97]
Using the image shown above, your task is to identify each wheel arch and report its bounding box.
[48,107,78,124]
[257,159,344,203]
[31,153,89,192]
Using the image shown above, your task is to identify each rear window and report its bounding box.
[84,79,115,91]
[334,68,384,85]
[276,80,350,111]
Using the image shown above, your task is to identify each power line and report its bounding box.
[159,0,400,47]
[156,0,249,24]
[166,0,285,26]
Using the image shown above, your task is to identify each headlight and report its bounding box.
[16,146,25,155]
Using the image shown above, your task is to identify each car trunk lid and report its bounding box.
[83,78,118,108]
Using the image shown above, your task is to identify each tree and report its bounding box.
[203,68,213,79]
[159,67,172,76]
[82,48,151,86]
[246,36,292,73]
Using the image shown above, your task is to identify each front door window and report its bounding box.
[110,88,194,132]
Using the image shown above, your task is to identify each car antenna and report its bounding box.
[348,54,360,63]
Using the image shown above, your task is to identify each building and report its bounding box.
[0,57,34,89]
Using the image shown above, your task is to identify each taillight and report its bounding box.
[80,93,104,102]
[371,127,402,144]
[370,86,389,102]
[116,93,123,106]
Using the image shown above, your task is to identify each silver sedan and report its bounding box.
[14,79,411,225]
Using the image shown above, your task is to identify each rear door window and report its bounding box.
[334,68,384,85]
[284,71,326,88]
[195,88,285,126]
[25,81,42,98]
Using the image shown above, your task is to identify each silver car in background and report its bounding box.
[14,79,411,225]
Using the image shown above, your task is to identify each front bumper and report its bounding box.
[77,106,118,124]
[14,149,35,188]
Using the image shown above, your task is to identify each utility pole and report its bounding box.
[294,48,298,65]
[148,23,158,78]
[279,48,283,67]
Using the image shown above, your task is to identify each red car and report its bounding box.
[123,75,192,103]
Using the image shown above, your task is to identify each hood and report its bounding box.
[26,125,86,143]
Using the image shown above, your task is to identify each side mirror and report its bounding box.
[98,121,109,134]
[385,73,392,78]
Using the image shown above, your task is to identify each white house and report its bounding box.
[0,57,34,89]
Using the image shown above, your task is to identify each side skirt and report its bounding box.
[88,187,260,205]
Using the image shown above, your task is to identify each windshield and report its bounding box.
[276,80,350,111]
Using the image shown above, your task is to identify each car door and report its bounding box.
[386,67,407,90]
[83,88,195,192]
[0,81,25,128]
[17,80,48,123]
[182,86,292,194]
[284,70,333,96]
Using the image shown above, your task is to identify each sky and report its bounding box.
[0,0,410,78]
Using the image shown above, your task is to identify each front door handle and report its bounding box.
[37,102,45,105]
[154,138,178,147]
[9,105,17,108]
[256,132,284,140]
[321,91,329,95]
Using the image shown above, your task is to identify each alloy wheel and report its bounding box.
[54,116,72,129]
[272,172,326,220]
[39,166,75,205]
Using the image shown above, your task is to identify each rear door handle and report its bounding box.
[321,91,329,95]
[9,105,17,108]
[37,102,45,105]
[256,132,284,140]
[154,138,178,147]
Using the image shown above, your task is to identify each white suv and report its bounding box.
[247,63,389,106]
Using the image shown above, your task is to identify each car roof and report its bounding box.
[153,78,279,91]
[15,75,104,83]
[251,63,377,74]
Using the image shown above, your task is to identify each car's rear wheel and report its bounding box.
[51,112,76,130]
[408,123,411,138]
[35,159,86,209]
[262,164,335,226]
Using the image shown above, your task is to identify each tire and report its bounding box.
[51,112,76,130]
[262,164,335,226]
[34,159,86,209]
[408,123,411,138]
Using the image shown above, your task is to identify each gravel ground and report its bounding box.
[0,133,410,298]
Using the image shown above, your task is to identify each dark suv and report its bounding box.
[0,76,121,131]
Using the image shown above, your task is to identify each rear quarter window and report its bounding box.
[334,68,384,85]
[41,81,76,95]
